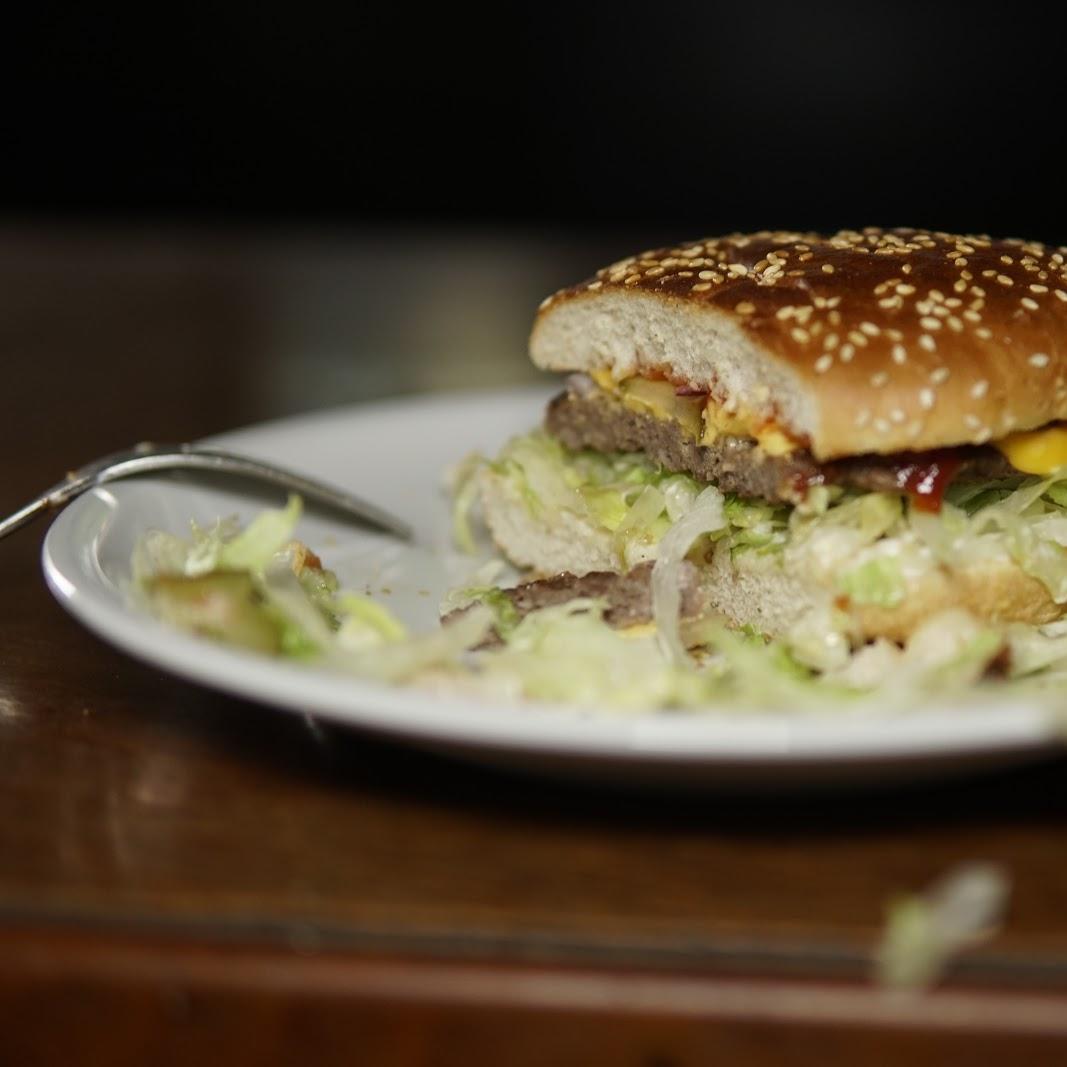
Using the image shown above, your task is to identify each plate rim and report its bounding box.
[40,386,1066,768]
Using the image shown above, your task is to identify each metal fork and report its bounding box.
[0,441,413,542]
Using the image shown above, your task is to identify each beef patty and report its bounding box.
[443,561,701,646]
[545,389,1018,506]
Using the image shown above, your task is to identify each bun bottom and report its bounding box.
[478,469,1065,642]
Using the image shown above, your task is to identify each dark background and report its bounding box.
[3,2,1064,245]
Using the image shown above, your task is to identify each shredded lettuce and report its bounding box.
[449,586,522,638]
[479,600,701,709]
[341,605,493,684]
[837,558,906,607]
[133,469,1067,712]
[218,495,303,572]
[912,473,1067,603]
[448,452,486,555]
[786,604,857,673]
[875,863,1010,990]
[485,432,772,565]
[336,593,409,651]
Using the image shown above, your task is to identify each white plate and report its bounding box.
[41,387,1066,787]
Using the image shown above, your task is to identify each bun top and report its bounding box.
[531,228,1067,459]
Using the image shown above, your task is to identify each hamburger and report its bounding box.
[464,228,1067,671]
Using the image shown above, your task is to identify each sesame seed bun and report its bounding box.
[531,228,1067,460]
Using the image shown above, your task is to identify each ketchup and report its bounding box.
[892,453,962,513]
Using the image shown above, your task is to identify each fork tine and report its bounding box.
[166,447,414,540]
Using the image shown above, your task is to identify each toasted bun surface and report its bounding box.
[531,229,1067,460]
[702,545,1063,643]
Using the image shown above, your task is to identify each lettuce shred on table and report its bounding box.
[132,490,1067,712]
[874,863,1010,990]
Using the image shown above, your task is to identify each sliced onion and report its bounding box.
[651,486,726,664]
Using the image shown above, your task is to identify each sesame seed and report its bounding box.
[697,270,715,280]
[919,388,935,409]
[1056,290,1067,302]
[919,316,942,331]
[588,280,603,291]
[870,371,888,387]
[538,296,553,309]
[822,264,835,274]
[896,283,916,295]
[997,274,1014,286]
[1030,352,1050,367]
[734,301,755,315]
[646,267,665,277]
[677,271,694,278]
[1031,284,1049,293]
[791,327,810,344]
[839,343,855,362]
[879,296,902,309]
[859,321,880,336]
[776,306,795,320]
[930,367,950,383]
[892,344,907,364]
[975,327,993,339]
[691,282,712,292]
[814,354,833,374]
[953,280,968,293]
[1021,297,1039,311]
[727,263,748,275]
[625,274,641,285]
[971,379,989,399]
[823,333,839,350]
[919,334,937,352]
[847,330,868,347]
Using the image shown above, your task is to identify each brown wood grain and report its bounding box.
[2,227,1067,1062]
[3,926,1067,1067]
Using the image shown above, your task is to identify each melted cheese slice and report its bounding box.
[588,371,800,455]
[995,425,1067,474]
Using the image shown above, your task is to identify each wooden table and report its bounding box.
[3,227,1067,1065]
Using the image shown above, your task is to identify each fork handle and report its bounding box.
[0,446,413,543]
[0,496,54,540]
[0,470,100,541]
